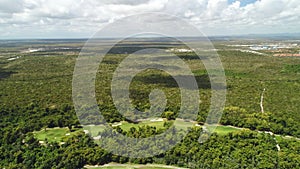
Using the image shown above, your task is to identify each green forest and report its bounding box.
[0,40,300,168]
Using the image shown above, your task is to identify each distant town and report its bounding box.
[228,42,300,57]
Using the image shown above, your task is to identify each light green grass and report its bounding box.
[119,120,166,131]
[34,127,82,142]
[119,119,194,132]
[34,121,242,143]
[173,120,194,130]
[84,125,106,137]
[207,126,241,135]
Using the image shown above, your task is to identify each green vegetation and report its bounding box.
[92,167,175,169]
[33,127,83,142]
[88,164,186,169]
[118,120,166,131]
[281,64,300,73]
[1,39,300,168]
[84,125,106,137]
[33,119,241,143]
[210,125,241,135]
[91,167,169,169]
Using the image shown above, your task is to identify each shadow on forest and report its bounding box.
[132,74,226,90]
[106,44,207,61]
[112,74,209,91]
[133,74,212,90]
[107,45,170,55]
[0,68,15,80]
[107,46,206,61]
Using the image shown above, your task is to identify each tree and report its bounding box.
[164,111,175,120]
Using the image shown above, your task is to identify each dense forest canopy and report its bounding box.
[0,39,300,168]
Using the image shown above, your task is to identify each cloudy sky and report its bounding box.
[0,0,299,39]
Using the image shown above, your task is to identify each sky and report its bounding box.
[0,0,300,39]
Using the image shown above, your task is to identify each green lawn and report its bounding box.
[119,120,166,131]
[213,126,241,135]
[34,121,242,143]
[118,119,194,132]
[84,125,106,137]
[173,120,194,130]
[34,127,83,142]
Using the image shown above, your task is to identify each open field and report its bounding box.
[118,120,166,131]
[33,127,83,142]
[211,125,241,135]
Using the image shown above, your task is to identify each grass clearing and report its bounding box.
[173,120,194,130]
[118,119,195,132]
[84,125,106,137]
[213,126,241,135]
[119,120,166,131]
[33,127,83,142]
[34,121,242,143]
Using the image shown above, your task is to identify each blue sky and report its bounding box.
[0,0,299,39]
[228,0,258,7]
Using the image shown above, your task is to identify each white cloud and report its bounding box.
[0,0,24,13]
[0,0,299,38]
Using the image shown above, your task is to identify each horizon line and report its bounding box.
[1,32,300,41]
